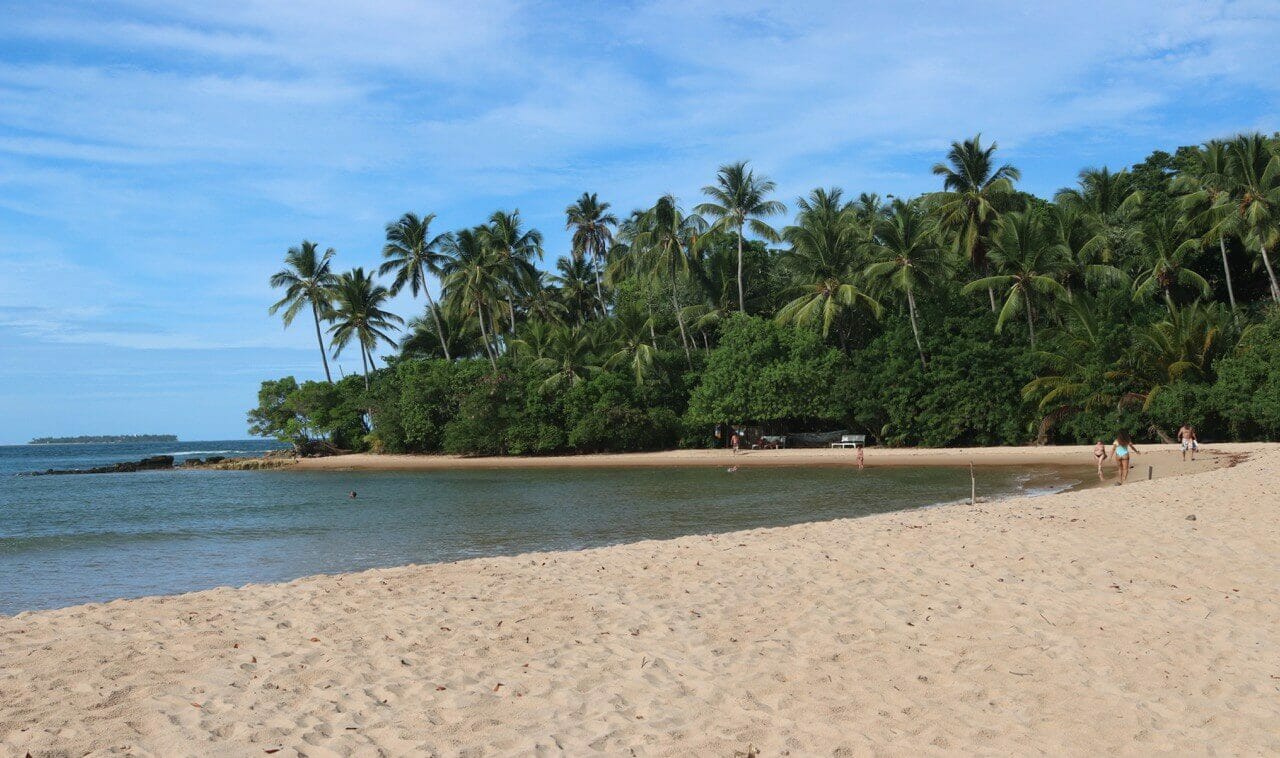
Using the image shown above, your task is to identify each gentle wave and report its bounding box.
[163,449,245,456]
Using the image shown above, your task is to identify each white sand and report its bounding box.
[3,444,1278,755]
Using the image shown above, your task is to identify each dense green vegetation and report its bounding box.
[252,134,1280,453]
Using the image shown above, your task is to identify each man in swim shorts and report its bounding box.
[1177,423,1198,462]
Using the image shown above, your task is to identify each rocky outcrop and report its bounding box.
[31,455,176,475]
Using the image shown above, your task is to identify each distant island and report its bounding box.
[29,435,178,445]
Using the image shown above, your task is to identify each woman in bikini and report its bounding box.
[1092,440,1107,480]
[1110,431,1139,485]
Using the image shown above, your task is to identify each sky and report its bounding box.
[1,0,1278,443]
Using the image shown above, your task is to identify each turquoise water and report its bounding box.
[1,441,1081,614]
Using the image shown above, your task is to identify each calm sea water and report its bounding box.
[0,440,1083,615]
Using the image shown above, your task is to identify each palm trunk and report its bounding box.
[1259,239,1280,303]
[477,306,498,371]
[1025,296,1036,351]
[669,263,692,368]
[359,343,370,390]
[311,300,333,383]
[593,251,607,315]
[906,288,927,370]
[1217,235,1238,312]
[646,304,658,348]
[419,271,450,359]
[736,226,746,312]
[506,297,516,334]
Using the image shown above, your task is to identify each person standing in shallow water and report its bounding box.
[1110,432,1139,485]
[1093,440,1108,481]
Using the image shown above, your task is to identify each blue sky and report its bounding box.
[1,1,1278,443]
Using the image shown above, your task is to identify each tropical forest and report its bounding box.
[250,134,1280,454]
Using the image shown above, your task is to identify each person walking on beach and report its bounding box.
[1092,440,1107,480]
[1177,423,1198,462]
[730,431,739,455]
[1110,432,1139,485]
[856,444,865,471]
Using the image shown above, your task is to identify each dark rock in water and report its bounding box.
[29,455,176,476]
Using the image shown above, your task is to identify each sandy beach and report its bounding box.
[3,444,1278,755]
[293,442,1248,477]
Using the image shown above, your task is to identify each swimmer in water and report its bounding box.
[349,490,358,499]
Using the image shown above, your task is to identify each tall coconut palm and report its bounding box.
[379,212,452,359]
[549,256,600,324]
[962,210,1069,350]
[864,199,948,369]
[441,228,506,370]
[1173,140,1238,310]
[1050,204,1130,295]
[328,267,403,389]
[695,160,786,312]
[931,134,1022,311]
[1223,133,1280,302]
[480,210,543,333]
[627,195,706,365]
[776,187,881,339]
[1053,167,1144,265]
[269,240,338,383]
[565,192,618,310]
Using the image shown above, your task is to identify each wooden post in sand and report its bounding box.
[1148,466,1153,480]
[970,461,976,504]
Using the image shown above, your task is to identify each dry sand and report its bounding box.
[3,444,1278,755]
[293,442,1239,477]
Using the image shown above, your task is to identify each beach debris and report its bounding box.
[1186,514,1197,521]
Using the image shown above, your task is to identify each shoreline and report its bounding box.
[4,443,1277,754]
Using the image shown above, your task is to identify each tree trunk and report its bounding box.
[669,268,692,368]
[420,269,450,359]
[1218,235,1238,312]
[593,251,607,316]
[1259,239,1280,302]
[1025,294,1036,351]
[477,306,498,371]
[359,343,370,391]
[506,297,516,334]
[646,304,658,348]
[906,288,927,370]
[311,300,333,383]
[736,225,746,312]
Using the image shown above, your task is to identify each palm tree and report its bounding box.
[1050,204,1130,295]
[604,309,659,384]
[379,212,452,359]
[962,209,1069,350]
[1113,300,1233,411]
[269,240,338,383]
[531,324,602,391]
[480,210,543,333]
[695,161,786,312]
[864,199,947,369]
[328,267,403,389]
[565,192,618,310]
[931,134,1022,311]
[776,187,881,339]
[1174,140,1238,310]
[1021,294,1116,440]
[1053,167,1144,265]
[1131,212,1211,305]
[1223,133,1280,302]
[549,256,600,324]
[441,228,507,369]
[626,195,706,365]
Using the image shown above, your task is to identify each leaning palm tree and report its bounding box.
[864,199,948,369]
[931,134,1022,311]
[1174,140,1238,310]
[962,210,1069,350]
[269,240,338,383]
[1222,133,1280,302]
[565,192,618,310]
[776,187,881,339]
[379,212,452,359]
[441,228,507,369]
[695,160,786,312]
[328,267,404,389]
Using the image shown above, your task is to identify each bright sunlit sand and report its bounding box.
[3,445,1276,755]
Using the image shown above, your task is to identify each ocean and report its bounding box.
[0,440,1084,614]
